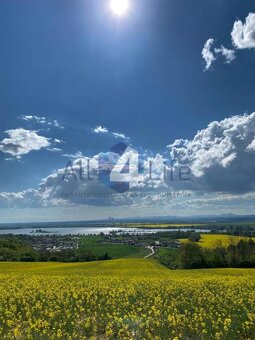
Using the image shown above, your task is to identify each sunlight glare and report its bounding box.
[110,0,130,16]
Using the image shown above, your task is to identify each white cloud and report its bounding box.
[202,38,216,70]
[47,147,62,153]
[112,132,129,140]
[214,45,236,64]
[168,112,255,193]
[203,12,255,70]
[21,115,34,121]
[0,128,51,158]
[172,191,255,214]
[231,13,255,49]
[247,137,255,151]
[2,113,255,214]
[54,138,63,144]
[19,115,64,129]
[0,189,42,208]
[92,125,129,140]
[51,120,64,129]
[202,39,235,70]
[0,150,174,209]
[93,126,108,134]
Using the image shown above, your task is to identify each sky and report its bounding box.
[1,0,255,222]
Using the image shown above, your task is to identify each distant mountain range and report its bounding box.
[107,214,255,224]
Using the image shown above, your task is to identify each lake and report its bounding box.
[0,226,211,235]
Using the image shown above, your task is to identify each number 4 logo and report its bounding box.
[110,146,141,189]
[98,142,143,193]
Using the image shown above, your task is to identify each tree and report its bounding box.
[188,233,201,242]
[178,243,205,269]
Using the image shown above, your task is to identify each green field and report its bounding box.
[0,259,254,338]
[78,235,147,258]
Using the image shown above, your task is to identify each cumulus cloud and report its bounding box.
[2,113,255,213]
[0,189,42,208]
[231,13,255,49]
[37,156,133,206]
[203,12,255,70]
[36,112,255,208]
[19,115,64,129]
[0,149,177,209]
[34,155,143,207]
[0,128,51,158]
[168,112,255,193]
[247,138,255,151]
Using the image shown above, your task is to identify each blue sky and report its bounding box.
[1,0,255,222]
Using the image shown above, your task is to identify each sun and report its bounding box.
[110,0,130,16]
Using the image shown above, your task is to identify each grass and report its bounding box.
[179,233,255,248]
[157,247,177,256]
[77,235,147,258]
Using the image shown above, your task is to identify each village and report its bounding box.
[23,235,79,253]
[99,230,183,249]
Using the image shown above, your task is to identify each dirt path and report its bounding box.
[144,246,156,258]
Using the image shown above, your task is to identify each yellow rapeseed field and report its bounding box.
[179,233,255,248]
[0,259,254,339]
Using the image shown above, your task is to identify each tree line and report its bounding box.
[158,238,255,269]
[0,236,111,262]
